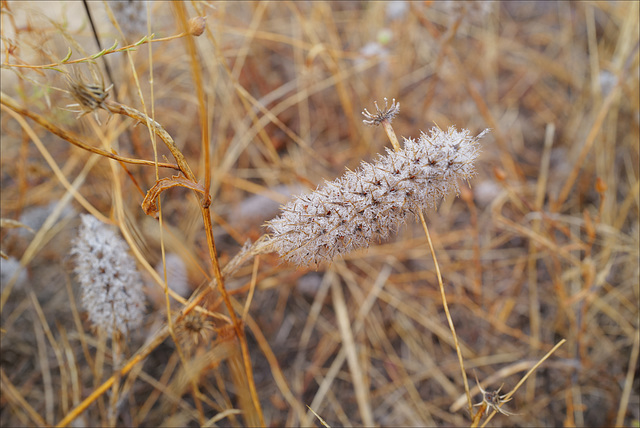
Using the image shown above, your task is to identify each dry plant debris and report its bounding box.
[1,2,638,427]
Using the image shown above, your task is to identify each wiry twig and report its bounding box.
[0,92,180,171]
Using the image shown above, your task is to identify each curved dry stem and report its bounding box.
[104,101,195,181]
[1,31,190,70]
[0,93,180,171]
[376,100,473,418]
[106,73,264,424]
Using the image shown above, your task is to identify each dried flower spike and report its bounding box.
[267,125,489,266]
[71,214,145,337]
[362,97,400,126]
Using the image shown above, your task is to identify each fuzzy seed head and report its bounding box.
[71,214,145,337]
[267,126,488,266]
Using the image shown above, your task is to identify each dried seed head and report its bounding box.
[176,312,215,351]
[71,214,145,337]
[66,73,112,124]
[473,373,516,417]
[267,126,489,266]
[362,97,400,126]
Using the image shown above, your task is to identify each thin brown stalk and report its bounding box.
[1,368,48,427]
[554,64,627,210]
[1,30,192,70]
[381,108,473,418]
[55,287,223,428]
[419,211,474,417]
[55,324,167,427]
[0,93,180,171]
[616,329,640,426]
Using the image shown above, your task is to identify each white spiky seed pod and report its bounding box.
[267,126,489,266]
[71,214,146,336]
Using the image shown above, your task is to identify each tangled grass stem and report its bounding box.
[0,93,180,171]
[104,101,197,183]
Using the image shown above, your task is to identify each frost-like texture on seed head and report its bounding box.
[71,214,145,336]
[267,126,488,266]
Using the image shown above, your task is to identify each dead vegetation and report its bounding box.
[1,2,638,426]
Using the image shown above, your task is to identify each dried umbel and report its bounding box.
[267,125,488,266]
[473,373,516,417]
[362,97,400,126]
[175,312,215,352]
[71,214,145,337]
[65,73,112,123]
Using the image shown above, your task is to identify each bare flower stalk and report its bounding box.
[267,101,489,266]
[0,93,180,171]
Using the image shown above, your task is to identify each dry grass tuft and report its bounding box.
[1,2,638,426]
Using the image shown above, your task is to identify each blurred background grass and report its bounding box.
[1,1,638,426]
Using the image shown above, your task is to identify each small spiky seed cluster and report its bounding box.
[267,126,488,266]
[66,74,112,123]
[362,98,400,126]
[71,214,145,336]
